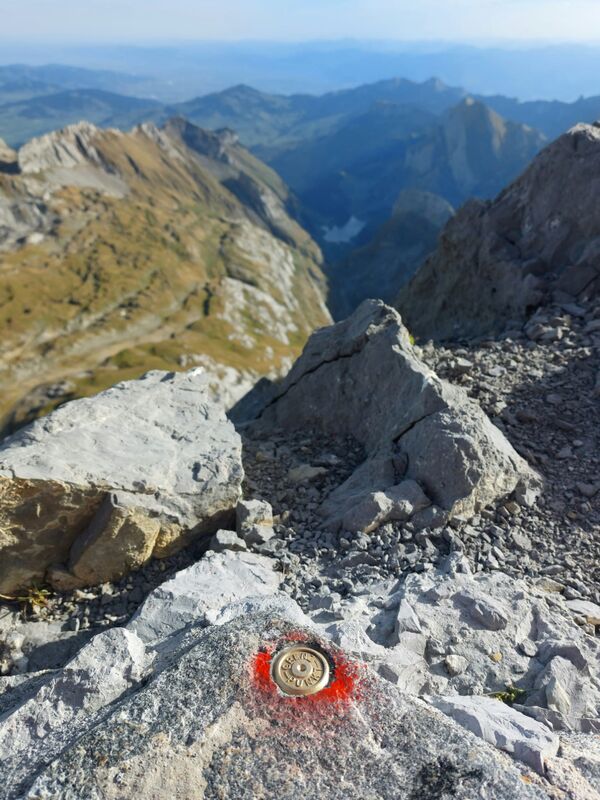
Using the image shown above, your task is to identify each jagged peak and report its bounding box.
[0,137,17,164]
[17,121,120,175]
[505,119,600,186]
[562,120,600,144]
[161,117,241,162]
[423,76,450,91]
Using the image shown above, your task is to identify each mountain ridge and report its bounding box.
[0,117,330,433]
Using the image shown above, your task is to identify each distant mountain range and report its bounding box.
[0,89,161,147]
[5,42,600,100]
[2,64,600,322]
[3,68,600,149]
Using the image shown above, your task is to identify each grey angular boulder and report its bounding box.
[129,549,282,644]
[251,300,537,530]
[397,123,600,339]
[10,613,553,800]
[0,370,243,592]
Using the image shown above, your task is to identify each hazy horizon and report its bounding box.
[3,0,600,43]
[3,38,600,102]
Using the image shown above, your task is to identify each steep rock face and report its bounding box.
[249,300,537,530]
[2,613,554,800]
[397,122,600,340]
[425,98,546,203]
[18,121,113,173]
[270,96,544,250]
[0,118,330,434]
[329,189,454,319]
[0,370,243,593]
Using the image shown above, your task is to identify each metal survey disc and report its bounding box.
[271,644,330,696]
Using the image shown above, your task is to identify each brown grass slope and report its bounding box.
[0,118,330,432]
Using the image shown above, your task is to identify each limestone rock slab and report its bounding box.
[129,550,282,644]
[16,614,552,800]
[429,695,559,774]
[0,370,243,592]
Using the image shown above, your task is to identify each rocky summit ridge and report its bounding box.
[397,122,600,340]
[0,109,600,798]
[0,287,599,798]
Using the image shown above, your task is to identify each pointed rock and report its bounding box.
[250,300,538,530]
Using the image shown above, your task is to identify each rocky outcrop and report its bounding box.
[129,549,281,644]
[249,300,537,531]
[0,370,243,593]
[397,122,600,339]
[0,611,560,800]
[17,121,117,174]
[385,556,600,734]
[0,138,17,170]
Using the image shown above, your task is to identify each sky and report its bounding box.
[2,0,600,43]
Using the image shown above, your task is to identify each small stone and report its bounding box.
[556,446,573,459]
[393,599,422,639]
[535,577,565,594]
[287,464,327,483]
[510,532,531,551]
[576,482,599,498]
[209,529,248,553]
[453,357,474,375]
[73,589,97,601]
[342,481,431,534]
[566,599,600,626]
[236,499,273,531]
[460,593,509,631]
[513,485,538,508]
[518,640,538,658]
[254,449,275,463]
[444,654,468,676]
